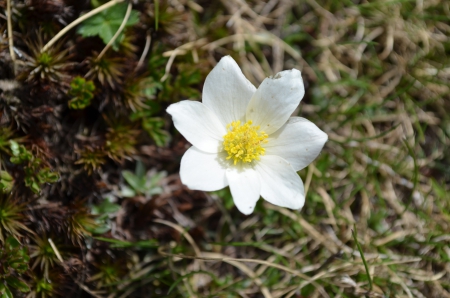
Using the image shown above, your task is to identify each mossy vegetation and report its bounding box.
[0,0,449,297]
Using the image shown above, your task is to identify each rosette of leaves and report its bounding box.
[74,147,106,175]
[120,161,165,199]
[29,235,61,279]
[18,37,73,88]
[85,54,125,89]
[65,201,98,245]
[0,236,31,297]
[9,141,59,194]
[68,76,95,109]
[104,119,139,163]
[0,194,33,243]
[9,141,32,164]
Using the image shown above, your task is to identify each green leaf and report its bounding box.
[135,160,145,179]
[9,141,32,164]
[119,185,136,198]
[5,276,30,293]
[94,237,158,249]
[91,200,121,215]
[5,235,20,249]
[9,140,19,156]
[77,3,139,50]
[122,170,145,191]
[0,285,13,298]
[142,117,171,146]
[0,171,13,192]
[89,224,111,234]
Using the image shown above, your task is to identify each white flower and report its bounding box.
[167,56,327,215]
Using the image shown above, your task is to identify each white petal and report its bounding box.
[180,147,228,191]
[246,69,304,135]
[265,117,328,171]
[255,155,305,209]
[226,166,261,215]
[167,100,226,153]
[203,56,256,127]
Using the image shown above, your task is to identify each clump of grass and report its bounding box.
[18,37,73,89]
[0,194,32,243]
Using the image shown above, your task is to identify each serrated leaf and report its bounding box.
[77,3,139,50]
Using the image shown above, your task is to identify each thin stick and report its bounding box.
[6,0,15,61]
[48,238,64,262]
[97,1,132,60]
[160,38,208,82]
[135,33,151,71]
[41,0,125,53]
[303,163,314,197]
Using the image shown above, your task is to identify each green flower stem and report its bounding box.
[96,2,132,61]
[352,225,373,292]
[41,0,125,53]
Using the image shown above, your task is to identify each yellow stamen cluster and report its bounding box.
[223,120,268,165]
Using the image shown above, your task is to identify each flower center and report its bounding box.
[223,120,268,165]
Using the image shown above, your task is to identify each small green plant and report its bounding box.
[65,201,98,245]
[104,120,139,163]
[75,147,106,175]
[131,106,170,147]
[9,141,59,194]
[9,140,32,164]
[18,37,72,86]
[89,256,127,290]
[28,270,65,298]
[77,2,139,51]
[0,170,14,192]
[68,76,96,109]
[142,116,171,147]
[24,161,59,194]
[35,277,55,297]
[0,127,16,154]
[159,63,202,101]
[85,54,125,89]
[0,194,32,243]
[122,76,161,111]
[29,236,61,279]
[0,236,31,296]
[120,161,165,199]
[90,199,121,234]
